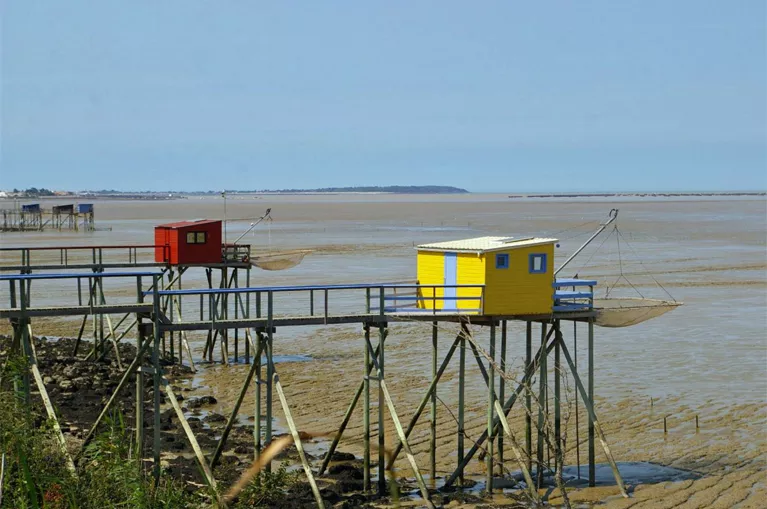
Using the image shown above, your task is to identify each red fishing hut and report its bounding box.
[154,220,224,265]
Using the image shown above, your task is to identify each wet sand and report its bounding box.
[1,195,765,506]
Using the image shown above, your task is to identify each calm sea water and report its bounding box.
[1,195,765,405]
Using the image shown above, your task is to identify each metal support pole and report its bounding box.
[486,321,496,493]
[377,325,386,496]
[265,292,274,472]
[211,338,264,468]
[318,341,381,476]
[498,320,507,475]
[537,322,547,487]
[588,317,595,486]
[152,275,162,484]
[525,321,532,475]
[254,330,263,460]
[430,321,438,486]
[136,324,145,465]
[458,322,466,486]
[559,336,628,498]
[575,320,580,479]
[554,320,562,474]
[363,324,371,492]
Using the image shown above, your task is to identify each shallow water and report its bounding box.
[1,195,765,405]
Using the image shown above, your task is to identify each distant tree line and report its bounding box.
[12,187,56,197]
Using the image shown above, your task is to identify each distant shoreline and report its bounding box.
[508,192,766,199]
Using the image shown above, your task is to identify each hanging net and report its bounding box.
[567,218,683,328]
[593,298,682,327]
[249,250,312,271]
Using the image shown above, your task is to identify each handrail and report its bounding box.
[0,271,161,281]
[0,244,164,252]
[153,283,485,296]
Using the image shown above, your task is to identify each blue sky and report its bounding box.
[1,1,765,192]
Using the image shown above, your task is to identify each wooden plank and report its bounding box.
[273,374,325,509]
[364,334,435,509]
[163,381,220,498]
[559,337,628,498]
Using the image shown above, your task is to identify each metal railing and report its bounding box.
[0,245,169,271]
[154,283,486,326]
[0,271,161,312]
[553,278,595,311]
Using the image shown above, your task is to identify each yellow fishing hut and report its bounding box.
[416,236,558,315]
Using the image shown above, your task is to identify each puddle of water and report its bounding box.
[502,461,700,490]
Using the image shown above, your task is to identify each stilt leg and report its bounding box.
[487,321,496,493]
[536,322,547,487]
[377,325,386,495]
[525,321,532,475]
[364,324,371,492]
[588,318,595,486]
[458,323,466,486]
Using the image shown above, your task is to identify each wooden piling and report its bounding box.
[363,324,371,492]
[559,337,628,498]
[458,321,466,486]
[152,274,162,484]
[498,320,507,475]
[486,320,496,493]
[588,317,595,486]
[554,320,562,474]
[377,324,386,495]
[430,321,438,485]
[525,321,532,475]
[537,322,547,487]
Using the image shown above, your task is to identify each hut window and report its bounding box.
[186,231,207,244]
[495,253,509,269]
[529,253,547,274]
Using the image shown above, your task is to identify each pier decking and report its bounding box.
[1,249,627,508]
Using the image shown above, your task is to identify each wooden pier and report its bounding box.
[0,256,628,507]
[1,203,96,232]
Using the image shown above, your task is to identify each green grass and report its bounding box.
[1,356,302,509]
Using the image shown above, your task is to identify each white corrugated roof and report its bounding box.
[416,236,558,253]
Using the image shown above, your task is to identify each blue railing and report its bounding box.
[553,278,596,312]
[151,283,486,324]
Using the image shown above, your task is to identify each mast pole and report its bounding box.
[554,208,618,276]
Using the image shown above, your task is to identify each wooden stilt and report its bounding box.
[364,333,435,509]
[79,333,154,453]
[317,339,381,476]
[136,323,145,467]
[492,399,540,503]
[254,330,263,460]
[152,275,162,484]
[364,324,371,491]
[559,336,628,497]
[163,380,219,497]
[537,322,548,488]
[458,321,466,486]
[377,325,386,495]
[387,332,460,467]
[265,292,274,472]
[487,320,496,493]
[430,321,438,486]
[21,324,76,473]
[525,321,532,475]
[444,327,556,489]
[210,339,264,468]
[274,373,326,508]
[588,318,595,486]
[498,320,507,476]
[554,320,562,475]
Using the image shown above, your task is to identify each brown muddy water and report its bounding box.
[1,194,765,507]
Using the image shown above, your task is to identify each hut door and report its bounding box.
[443,252,458,311]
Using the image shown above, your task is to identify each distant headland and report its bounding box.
[0,185,470,199]
[248,185,469,194]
